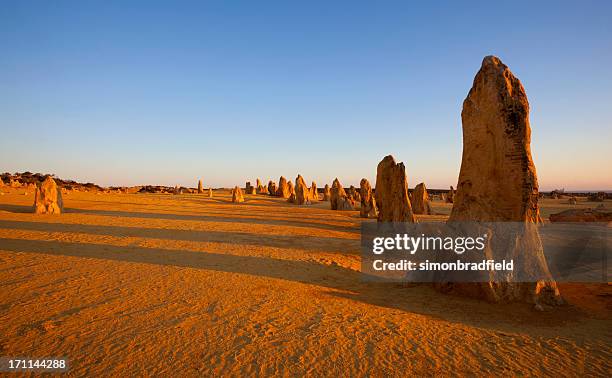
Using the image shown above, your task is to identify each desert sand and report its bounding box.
[0,187,610,376]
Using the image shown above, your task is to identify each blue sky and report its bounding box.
[1,1,610,190]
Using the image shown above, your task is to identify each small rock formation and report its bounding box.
[295,175,311,205]
[568,196,577,205]
[337,196,355,210]
[549,208,611,222]
[256,178,268,195]
[441,55,561,305]
[374,155,416,222]
[276,176,290,198]
[310,182,318,201]
[267,180,277,196]
[446,186,455,203]
[323,184,331,201]
[359,178,378,218]
[207,188,213,198]
[245,182,256,195]
[232,186,244,203]
[412,183,433,215]
[33,176,63,214]
[198,180,203,194]
[287,181,297,203]
[330,178,348,210]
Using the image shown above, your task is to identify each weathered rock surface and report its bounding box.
[310,182,318,201]
[276,177,290,198]
[198,180,203,194]
[323,184,331,201]
[412,182,433,215]
[232,186,245,203]
[207,188,213,198]
[359,178,378,218]
[330,178,348,210]
[33,176,63,214]
[442,56,561,305]
[374,155,415,222]
[268,180,277,196]
[295,175,311,205]
[286,181,296,203]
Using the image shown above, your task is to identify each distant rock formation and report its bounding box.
[232,186,244,203]
[268,180,277,196]
[323,184,331,201]
[446,186,454,203]
[256,178,266,194]
[441,55,561,305]
[375,155,415,222]
[295,175,311,205]
[207,188,213,198]
[330,178,354,210]
[276,176,290,198]
[568,196,577,205]
[198,180,203,194]
[286,181,296,203]
[33,176,63,214]
[359,178,378,218]
[412,183,433,215]
[310,182,318,201]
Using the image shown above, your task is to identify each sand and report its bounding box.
[0,187,610,376]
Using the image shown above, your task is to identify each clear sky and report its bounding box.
[1,1,610,190]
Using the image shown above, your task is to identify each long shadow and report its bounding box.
[0,220,357,254]
[0,203,358,234]
[0,238,588,334]
[62,207,359,234]
[0,204,32,213]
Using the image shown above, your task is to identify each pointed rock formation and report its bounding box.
[198,180,203,194]
[207,188,213,198]
[359,178,378,218]
[286,181,297,203]
[330,178,354,210]
[295,175,311,205]
[323,184,331,201]
[374,155,415,222]
[232,186,244,203]
[441,55,561,305]
[33,176,63,214]
[256,178,267,194]
[412,183,433,215]
[276,176,290,198]
[310,182,318,201]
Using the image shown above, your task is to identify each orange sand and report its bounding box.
[0,188,610,376]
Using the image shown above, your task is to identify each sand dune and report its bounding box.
[0,188,610,376]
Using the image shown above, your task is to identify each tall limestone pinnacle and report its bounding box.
[442,56,561,305]
[450,55,540,223]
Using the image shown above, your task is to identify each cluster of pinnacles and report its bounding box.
[31,55,561,306]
